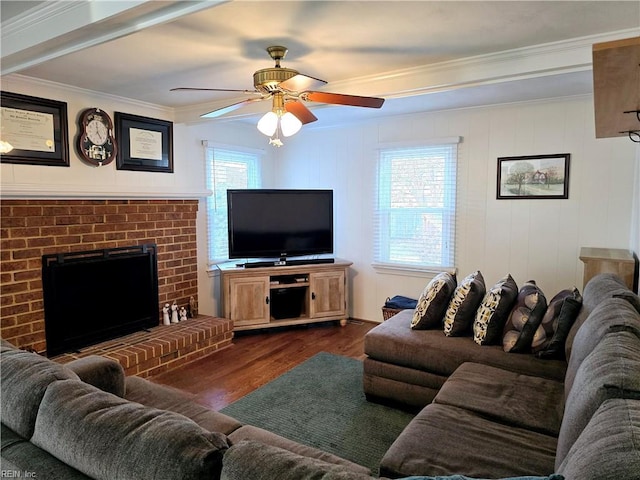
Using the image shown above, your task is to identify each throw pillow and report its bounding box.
[534,287,582,360]
[443,271,486,337]
[411,272,457,330]
[473,274,518,345]
[502,280,548,353]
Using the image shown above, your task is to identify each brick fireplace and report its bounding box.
[1,199,232,375]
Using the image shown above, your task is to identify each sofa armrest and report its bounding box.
[65,355,125,397]
[221,440,375,480]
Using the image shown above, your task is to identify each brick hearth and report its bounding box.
[54,316,233,377]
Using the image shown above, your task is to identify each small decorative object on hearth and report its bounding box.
[189,296,198,318]
[171,301,179,323]
[179,306,187,322]
[162,303,170,325]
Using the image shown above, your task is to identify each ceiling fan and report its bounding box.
[171,46,385,145]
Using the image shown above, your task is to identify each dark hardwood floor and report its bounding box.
[149,319,377,410]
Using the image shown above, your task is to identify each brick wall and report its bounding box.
[1,199,199,353]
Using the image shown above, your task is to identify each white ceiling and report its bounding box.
[2,1,639,126]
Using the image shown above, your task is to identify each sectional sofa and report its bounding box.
[1,273,639,480]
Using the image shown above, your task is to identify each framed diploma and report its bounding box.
[0,91,70,167]
[114,112,173,173]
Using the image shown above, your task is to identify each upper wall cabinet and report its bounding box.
[592,36,640,139]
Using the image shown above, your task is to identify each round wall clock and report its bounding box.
[76,108,117,166]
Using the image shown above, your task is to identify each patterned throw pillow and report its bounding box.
[411,272,457,330]
[473,274,518,345]
[502,280,548,353]
[443,271,486,337]
[534,287,583,359]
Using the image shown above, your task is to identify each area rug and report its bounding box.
[220,352,414,475]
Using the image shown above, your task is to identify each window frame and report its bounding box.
[205,144,262,265]
[372,138,460,276]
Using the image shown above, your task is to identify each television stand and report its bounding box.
[217,259,351,331]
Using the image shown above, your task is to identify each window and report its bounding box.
[206,146,261,263]
[374,139,459,271]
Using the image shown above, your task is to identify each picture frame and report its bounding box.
[115,112,173,173]
[0,91,70,167]
[497,153,570,200]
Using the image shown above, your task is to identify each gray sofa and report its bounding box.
[0,339,369,480]
[2,273,639,480]
[363,273,640,479]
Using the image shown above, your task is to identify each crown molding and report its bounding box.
[2,74,174,119]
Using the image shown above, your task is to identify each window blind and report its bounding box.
[206,146,261,263]
[374,141,459,270]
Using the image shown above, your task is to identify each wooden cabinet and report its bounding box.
[580,247,638,292]
[592,36,640,139]
[218,260,351,331]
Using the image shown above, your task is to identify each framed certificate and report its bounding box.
[0,91,70,167]
[115,112,173,173]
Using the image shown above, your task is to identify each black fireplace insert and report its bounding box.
[42,244,159,357]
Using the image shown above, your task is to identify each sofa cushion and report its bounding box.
[473,274,518,345]
[564,273,630,359]
[412,272,457,329]
[228,425,371,474]
[1,424,92,480]
[0,346,79,439]
[397,476,563,480]
[555,331,640,468]
[31,379,229,480]
[557,398,640,480]
[502,280,547,353]
[364,310,566,382]
[564,298,640,395]
[379,403,557,478]
[221,440,375,480]
[125,375,243,435]
[433,362,564,436]
[443,271,486,337]
[534,287,582,360]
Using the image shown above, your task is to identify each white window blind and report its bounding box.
[206,146,261,263]
[374,140,459,271]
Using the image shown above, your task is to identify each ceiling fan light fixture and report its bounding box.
[257,111,278,136]
[280,112,302,137]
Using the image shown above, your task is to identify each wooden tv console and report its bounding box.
[217,260,351,331]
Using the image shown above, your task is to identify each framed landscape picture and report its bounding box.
[0,91,70,167]
[497,153,570,199]
[115,112,173,173]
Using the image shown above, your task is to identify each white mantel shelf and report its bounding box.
[0,184,211,200]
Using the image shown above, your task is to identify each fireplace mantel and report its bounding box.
[1,184,211,199]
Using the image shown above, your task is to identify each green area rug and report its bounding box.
[220,352,414,475]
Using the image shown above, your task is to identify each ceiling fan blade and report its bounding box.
[303,91,385,108]
[285,101,318,125]
[279,74,327,92]
[171,87,259,95]
[201,97,266,118]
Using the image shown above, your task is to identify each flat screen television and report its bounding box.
[227,189,334,262]
[42,244,159,357]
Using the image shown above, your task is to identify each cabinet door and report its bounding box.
[309,270,346,318]
[227,276,270,326]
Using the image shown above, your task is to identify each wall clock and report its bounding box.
[76,108,117,166]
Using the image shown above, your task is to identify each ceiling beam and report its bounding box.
[1,0,228,75]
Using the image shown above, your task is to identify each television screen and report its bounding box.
[227,189,333,260]
[42,244,159,357]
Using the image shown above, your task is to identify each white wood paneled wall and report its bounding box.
[277,96,637,322]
